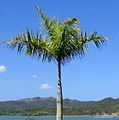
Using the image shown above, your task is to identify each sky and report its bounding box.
[0,0,119,101]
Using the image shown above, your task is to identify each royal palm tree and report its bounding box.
[8,6,107,120]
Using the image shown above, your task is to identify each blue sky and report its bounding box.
[0,0,119,101]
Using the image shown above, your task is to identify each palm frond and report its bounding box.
[64,18,78,27]
[7,6,107,65]
[88,32,108,47]
[36,5,57,35]
[8,30,55,62]
[71,31,108,60]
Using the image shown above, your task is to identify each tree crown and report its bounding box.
[8,6,107,65]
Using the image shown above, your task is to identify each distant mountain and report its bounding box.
[0,97,119,116]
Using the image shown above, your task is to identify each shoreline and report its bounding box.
[0,115,119,117]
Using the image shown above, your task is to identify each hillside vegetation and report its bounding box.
[0,97,119,116]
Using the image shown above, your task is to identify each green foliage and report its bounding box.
[6,6,108,119]
[0,97,119,116]
[8,6,107,65]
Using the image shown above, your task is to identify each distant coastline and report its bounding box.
[0,97,119,116]
[94,113,119,118]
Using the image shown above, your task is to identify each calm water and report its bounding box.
[0,116,119,120]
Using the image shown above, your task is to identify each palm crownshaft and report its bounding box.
[8,6,107,120]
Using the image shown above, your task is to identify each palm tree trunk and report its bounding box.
[57,61,63,120]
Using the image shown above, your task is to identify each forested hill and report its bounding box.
[0,97,119,116]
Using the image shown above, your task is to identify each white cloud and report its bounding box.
[32,75,38,79]
[32,75,45,80]
[0,65,7,73]
[39,83,52,90]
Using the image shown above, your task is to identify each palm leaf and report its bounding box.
[8,30,55,62]
[8,5,108,65]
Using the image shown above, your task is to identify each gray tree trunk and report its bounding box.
[57,61,63,120]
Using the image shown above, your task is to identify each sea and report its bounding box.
[0,116,119,120]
